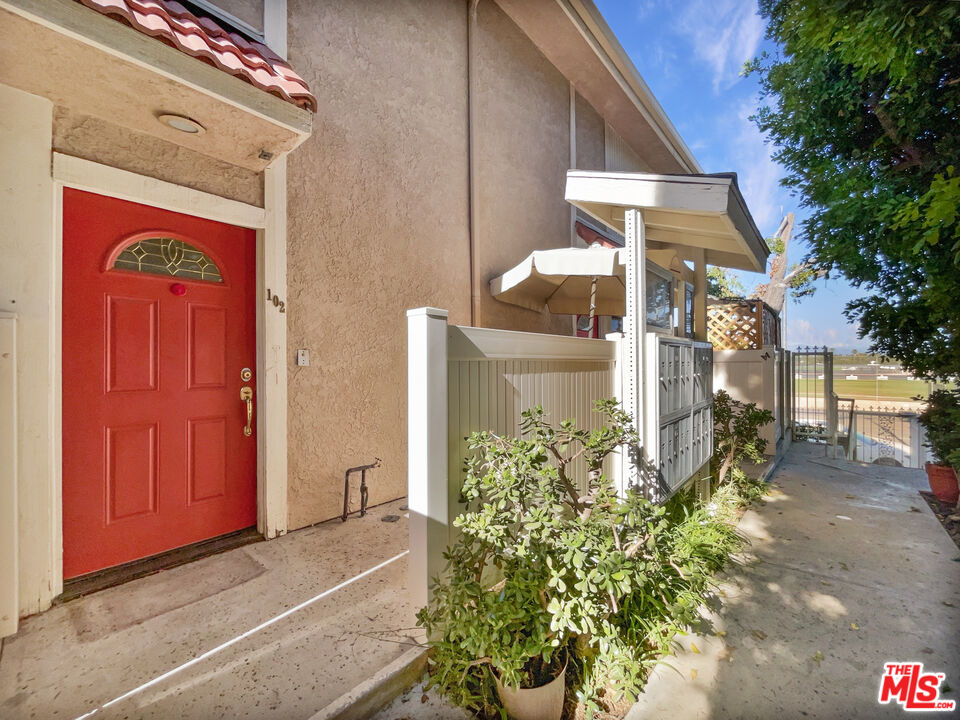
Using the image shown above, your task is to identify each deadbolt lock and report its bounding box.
[240,367,253,382]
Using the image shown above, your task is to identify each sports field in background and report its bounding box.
[792,377,947,402]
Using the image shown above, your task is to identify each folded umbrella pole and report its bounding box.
[588,275,598,329]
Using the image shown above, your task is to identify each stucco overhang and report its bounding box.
[0,0,312,172]
[493,0,700,175]
[565,170,770,272]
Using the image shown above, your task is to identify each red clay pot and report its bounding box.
[925,463,960,504]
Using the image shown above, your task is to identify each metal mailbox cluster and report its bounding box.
[650,336,714,493]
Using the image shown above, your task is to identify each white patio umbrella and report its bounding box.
[488,244,625,327]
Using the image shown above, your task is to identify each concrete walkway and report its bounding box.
[375,443,960,719]
[628,442,960,719]
[0,500,422,720]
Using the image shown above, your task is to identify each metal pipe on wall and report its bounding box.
[467,0,480,327]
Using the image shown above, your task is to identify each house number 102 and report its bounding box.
[266,289,286,313]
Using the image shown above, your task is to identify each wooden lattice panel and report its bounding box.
[707,299,781,350]
[707,300,762,350]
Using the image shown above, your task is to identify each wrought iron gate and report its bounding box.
[790,346,928,467]
[791,346,834,443]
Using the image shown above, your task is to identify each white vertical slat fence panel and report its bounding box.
[410,311,717,607]
[448,357,616,495]
[446,326,619,499]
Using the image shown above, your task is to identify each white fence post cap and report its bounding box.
[406,307,449,320]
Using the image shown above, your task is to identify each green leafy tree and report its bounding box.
[747,0,960,380]
[706,266,744,299]
[917,389,960,469]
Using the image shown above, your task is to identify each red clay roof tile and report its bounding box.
[76,0,317,112]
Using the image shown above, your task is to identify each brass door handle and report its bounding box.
[240,386,253,437]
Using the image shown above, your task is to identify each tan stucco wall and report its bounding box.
[575,92,605,172]
[474,0,573,334]
[284,0,471,529]
[284,0,598,529]
[53,108,264,207]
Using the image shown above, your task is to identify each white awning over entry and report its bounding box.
[565,171,769,272]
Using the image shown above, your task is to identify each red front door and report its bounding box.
[62,189,257,579]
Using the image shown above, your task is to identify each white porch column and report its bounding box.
[0,313,18,637]
[0,84,56,624]
[257,157,288,539]
[621,209,646,493]
[259,0,288,541]
[407,307,449,610]
[692,247,708,342]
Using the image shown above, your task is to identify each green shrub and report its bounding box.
[917,389,960,469]
[712,389,774,494]
[417,400,752,718]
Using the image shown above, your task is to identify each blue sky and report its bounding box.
[595,0,867,352]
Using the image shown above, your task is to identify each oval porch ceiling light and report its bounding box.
[158,113,205,134]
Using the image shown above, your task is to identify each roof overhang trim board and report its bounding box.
[565,170,770,272]
[0,0,311,139]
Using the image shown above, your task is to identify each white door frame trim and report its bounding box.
[52,154,266,227]
[51,153,287,597]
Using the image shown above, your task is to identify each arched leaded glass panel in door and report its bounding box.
[113,237,223,282]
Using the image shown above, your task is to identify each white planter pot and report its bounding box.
[494,662,566,720]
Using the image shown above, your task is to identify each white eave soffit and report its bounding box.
[564,170,769,272]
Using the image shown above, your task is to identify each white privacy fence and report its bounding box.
[407,307,714,607]
[447,328,618,498]
[406,308,619,607]
[712,347,793,457]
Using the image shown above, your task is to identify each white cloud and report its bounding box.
[787,316,862,351]
[633,0,659,22]
[651,43,680,81]
[731,97,781,233]
[675,0,765,93]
